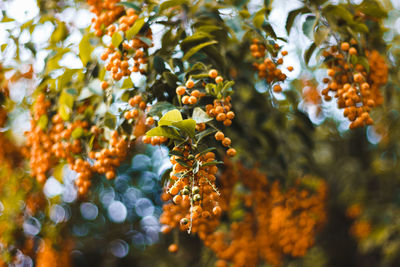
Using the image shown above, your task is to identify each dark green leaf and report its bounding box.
[286,7,310,35]
[304,42,317,65]
[182,40,218,61]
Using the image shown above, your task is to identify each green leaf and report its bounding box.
[37,115,48,130]
[159,109,183,126]
[172,119,196,139]
[59,90,74,108]
[314,25,329,46]
[159,0,187,13]
[53,163,65,182]
[121,77,134,89]
[148,101,177,117]
[239,10,251,19]
[111,32,123,48]
[79,33,94,66]
[138,36,153,46]
[302,15,316,39]
[286,7,310,34]
[304,42,317,65]
[221,81,235,93]
[146,125,183,140]
[195,128,217,143]
[253,8,266,28]
[125,18,146,39]
[153,55,166,73]
[1,44,7,52]
[161,168,172,186]
[71,127,84,139]
[118,2,141,11]
[180,32,213,50]
[183,40,218,61]
[104,112,116,129]
[201,160,224,167]
[59,104,71,121]
[196,25,222,33]
[50,21,67,43]
[162,71,179,87]
[192,107,213,123]
[262,23,277,39]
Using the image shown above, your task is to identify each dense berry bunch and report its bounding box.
[250,39,292,92]
[321,42,388,129]
[160,147,222,239]
[88,1,153,84]
[203,161,327,267]
[24,92,137,195]
[87,0,124,37]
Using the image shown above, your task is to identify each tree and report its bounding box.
[0,0,399,266]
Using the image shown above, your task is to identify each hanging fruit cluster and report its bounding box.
[321,41,388,129]
[23,91,142,195]
[87,0,153,84]
[250,39,292,93]
[160,149,222,237]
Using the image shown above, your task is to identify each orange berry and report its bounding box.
[349,47,357,55]
[226,148,236,157]
[182,95,190,104]
[226,111,235,120]
[281,50,288,56]
[145,117,154,125]
[168,244,178,253]
[173,194,182,204]
[186,79,194,88]
[341,42,350,51]
[215,131,224,141]
[208,69,218,78]
[222,137,231,147]
[287,66,294,72]
[215,76,223,83]
[273,84,282,93]
[216,113,226,121]
[223,119,232,126]
[101,81,109,90]
[176,86,186,96]
[106,171,115,180]
[170,186,179,195]
[190,90,200,98]
[188,96,197,105]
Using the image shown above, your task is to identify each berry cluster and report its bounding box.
[88,2,153,85]
[160,147,222,238]
[24,92,137,195]
[204,161,327,267]
[175,70,237,158]
[321,42,388,129]
[250,39,292,92]
[87,0,124,37]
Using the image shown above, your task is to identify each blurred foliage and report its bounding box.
[0,0,400,266]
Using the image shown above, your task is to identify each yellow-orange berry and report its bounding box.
[176,86,186,96]
[208,69,218,78]
[215,131,224,141]
[186,79,194,89]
